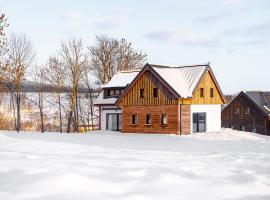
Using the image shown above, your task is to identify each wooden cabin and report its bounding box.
[113,63,225,134]
[222,91,270,135]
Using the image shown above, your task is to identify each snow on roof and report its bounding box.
[150,64,207,98]
[94,90,117,105]
[102,70,140,88]
[245,91,270,115]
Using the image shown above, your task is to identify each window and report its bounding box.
[109,90,114,96]
[131,114,138,125]
[252,124,256,133]
[140,89,144,98]
[115,89,120,95]
[146,114,152,125]
[153,88,158,97]
[200,88,204,97]
[161,114,167,125]
[245,108,250,115]
[235,108,240,115]
[210,88,214,98]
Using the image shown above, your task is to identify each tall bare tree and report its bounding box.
[59,37,87,132]
[0,13,9,82]
[7,33,35,132]
[44,57,66,133]
[89,35,147,84]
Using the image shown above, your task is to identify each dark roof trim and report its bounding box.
[116,63,180,105]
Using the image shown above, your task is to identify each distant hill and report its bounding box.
[0,80,98,93]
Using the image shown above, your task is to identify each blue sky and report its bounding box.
[1,0,270,94]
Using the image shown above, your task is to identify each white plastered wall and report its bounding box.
[190,104,221,133]
[100,106,122,130]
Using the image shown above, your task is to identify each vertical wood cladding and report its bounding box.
[180,105,191,135]
[192,71,224,104]
[122,105,180,134]
[222,94,270,135]
[118,70,178,106]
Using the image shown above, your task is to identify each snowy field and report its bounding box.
[0,130,270,200]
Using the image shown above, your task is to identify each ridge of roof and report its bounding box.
[147,63,209,69]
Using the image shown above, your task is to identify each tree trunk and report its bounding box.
[11,94,17,130]
[16,92,20,132]
[67,110,73,133]
[39,92,44,133]
[58,93,63,133]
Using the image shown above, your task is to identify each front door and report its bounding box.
[193,113,206,133]
[106,113,122,131]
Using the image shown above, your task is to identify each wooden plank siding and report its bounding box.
[191,71,224,104]
[118,70,178,107]
[222,93,270,135]
[122,105,180,134]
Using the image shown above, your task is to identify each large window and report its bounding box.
[132,114,138,125]
[161,114,167,125]
[200,88,204,97]
[146,114,152,125]
[153,88,158,97]
[140,89,144,98]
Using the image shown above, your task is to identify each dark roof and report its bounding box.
[245,91,270,115]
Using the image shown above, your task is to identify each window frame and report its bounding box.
[161,114,167,126]
[235,108,240,115]
[210,88,214,98]
[200,88,204,97]
[131,114,138,125]
[153,87,158,98]
[145,114,152,125]
[245,108,250,115]
[139,88,144,98]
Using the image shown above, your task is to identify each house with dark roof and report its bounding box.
[95,63,225,134]
[222,91,270,135]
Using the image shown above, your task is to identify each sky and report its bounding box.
[1,0,270,94]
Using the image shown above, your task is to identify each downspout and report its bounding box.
[180,99,182,135]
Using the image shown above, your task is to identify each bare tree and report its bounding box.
[28,66,46,132]
[0,13,9,82]
[82,66,96,130]
[59,37,87,133]
[44,57,66,133]
[6,33,35,132]
[89,35,147,84]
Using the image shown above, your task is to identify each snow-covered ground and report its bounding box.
[0,130,270,200]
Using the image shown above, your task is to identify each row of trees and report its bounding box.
[0,11,147,133]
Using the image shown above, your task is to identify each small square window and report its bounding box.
[146,114,152,125]
[235,108,240,115]
[153,88,158,97]
[115,90,120,95]
[132,114,138,125]
[161,114,167,125]
[210,88,214,98]
[245,108,250,114]
[109,90,114,96]
[140,89,144,98]
[200,88,204,97]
